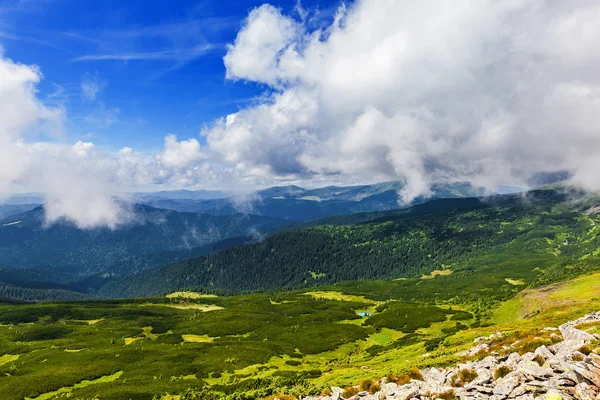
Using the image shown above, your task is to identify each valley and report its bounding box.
[0,187,600,399]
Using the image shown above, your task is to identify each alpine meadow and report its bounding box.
[1,1,600,400]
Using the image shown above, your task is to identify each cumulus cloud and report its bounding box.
[0,51,210,228]
[159,134,203,169]
[4,0,600,227]
[204,0,600,201]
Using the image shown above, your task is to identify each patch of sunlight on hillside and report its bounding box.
[492,272,600,327]
[0,354,19,366]
[26,371,123,400]
[182,334,215,343]
[421,269,453,279]
[166,291,218,299]
[303,291,380,304]
[146,303,224,311]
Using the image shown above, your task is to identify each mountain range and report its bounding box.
[141,181,485,221]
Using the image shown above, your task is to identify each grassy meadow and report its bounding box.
[2,268,600,399]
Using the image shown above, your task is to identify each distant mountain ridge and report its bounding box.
[142,181,485,221]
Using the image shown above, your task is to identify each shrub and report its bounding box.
[285,360,302,367]
[436,390,457,400]
[388,373,411,385]
[494,366,512,380]
[533,354,545,366]
[457,369,478,386]
[409,369,424,381]
[579,345,592,355]
[518,339,548,354]
[319,387,332,396]
[359,378,381,394]
[342,386,358,398]
[573,354,584,361]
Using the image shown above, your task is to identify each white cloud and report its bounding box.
[80,72,105,100]
[159,134,203,169]
[205,0,600,201]
[223,4,301,86]
[4,0,600,227]
[0,51,210,228]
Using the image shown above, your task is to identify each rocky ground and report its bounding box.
[304,312,600,400]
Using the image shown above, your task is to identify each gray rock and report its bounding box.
[572,362,600,386]
[518,360,553,380]
[470,343,490,356]
[504,353,522,369]
[558,325,595,343]
[331,387,342,400]
[472,369,493,386]
[573,382,597,400]
[535,346,554,359]
[424,367,446,386]
[493,372,520,396]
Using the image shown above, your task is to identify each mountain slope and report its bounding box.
[101,188,600,298]
[0,203,40,219]
[0,205,288,275]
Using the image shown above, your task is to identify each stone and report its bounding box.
[504,353,522,368]
[550,333,562,342]
[479,356,499,370]
[558,325,595,343]
[471,369,492,386]
[573,382,597,400]
[509,384,530,397]
[380,383,398,396]
[535,346,554,359]
[331,387,342,400]
[424,367,446,386]
[572,363,600,386]
[470,343,490,356]
[518,360,553,380]
[540,391,564,400]
[493,373,520,396]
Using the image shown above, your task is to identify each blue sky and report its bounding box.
[0,0,338,153]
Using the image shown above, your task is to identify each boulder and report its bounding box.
[572,362,600,387]
[573,382,597,400]
[493,372,521,396]
[518,360,553,380]
[558,325,595,343]
[535,346,554,359]
[470,343,490,356]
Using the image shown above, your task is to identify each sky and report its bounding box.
[1,0,600,228]
[0,0,337,152]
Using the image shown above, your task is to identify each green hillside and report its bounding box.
[101,188,600,298]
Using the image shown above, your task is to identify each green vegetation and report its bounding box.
[1,188,600,399]
[495,366,512,380]
[102,189,600,298]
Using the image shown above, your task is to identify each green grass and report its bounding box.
[2,267,599,400]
